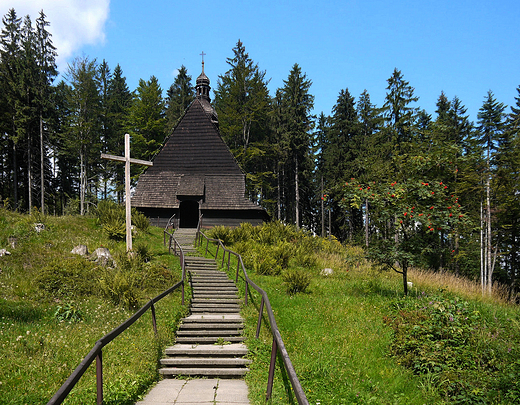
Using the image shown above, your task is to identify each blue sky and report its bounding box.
[3,0,520,123]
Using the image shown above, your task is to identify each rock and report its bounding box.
[0,249,11,256]
[407,281,413,288]
[34,223,45,233]
[320,268,334,276]
[71,245,89,256]
[8,237,17,249]
[93,247,114,266]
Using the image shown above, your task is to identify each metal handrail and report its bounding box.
[196,231,309,404]
[47,240,187,405]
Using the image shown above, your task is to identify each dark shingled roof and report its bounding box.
[131,98,265,213]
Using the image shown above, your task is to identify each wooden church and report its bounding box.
[131,62,269,228]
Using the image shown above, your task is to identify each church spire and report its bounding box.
[196,51,211,101]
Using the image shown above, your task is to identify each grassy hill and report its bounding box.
[1,210,519,404]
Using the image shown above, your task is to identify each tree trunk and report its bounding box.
[12,140,18,210]
[486,173,493,295]
[80,145,85,215]
[365,198,369,247]
[40,113,45,215]
[295,155,299,229]
[321,175,324,238]
[28,132,32,214]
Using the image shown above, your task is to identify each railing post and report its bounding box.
[215,244,220,259]
[205,238,209,255]
[266,337,277,401]
[245,281,248,306]
[227,251,231,272]
[96,350,103,405]
[256,296,264,338]
[236,260,240,283]
[221,246,225,267]
[151,302,158,337]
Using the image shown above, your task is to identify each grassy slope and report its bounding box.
[202,234,520,405]
[0,209,186,404]
[2,211,519,404]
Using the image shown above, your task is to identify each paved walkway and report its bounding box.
[136,229,250,405]
[135,379,249,405]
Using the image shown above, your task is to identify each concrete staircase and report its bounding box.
[159,230,250,378]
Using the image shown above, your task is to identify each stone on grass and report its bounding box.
[320,268,334,276]
[71,245,89,256]
[34,223,45,233]
[93,247,114,266]
[407,281,413,288]
[0,249,11,256]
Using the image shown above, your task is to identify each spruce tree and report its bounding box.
[275,63,314,228]
[165,65,194,132]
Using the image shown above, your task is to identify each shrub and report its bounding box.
[35,257,97,298]
[54,303,83,322]
[208,225,233,246]
[96,200,126,240]
[99,266,140,309]
[132,208,150,233]
[282,267,311,295]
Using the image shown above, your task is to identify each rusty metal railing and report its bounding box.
[196,230,309,404]
[47,237,187,405]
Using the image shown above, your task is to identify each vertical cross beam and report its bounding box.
[101,133,153,251]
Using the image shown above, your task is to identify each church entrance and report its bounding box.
[179,200,199,228]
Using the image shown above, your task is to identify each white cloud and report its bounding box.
[0,0,110,71]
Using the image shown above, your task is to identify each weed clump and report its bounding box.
[282,267,311,295]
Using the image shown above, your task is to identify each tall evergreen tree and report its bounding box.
[0,9,22,208]
[324,88,361,240]
[477,90,506,294]
[165,65,194,132]
[383,68,419,149]
[107,64,132,202]
[275,63,314,228]
[127,76,166,176]
[66,56,102,215]
[35,10,57,214]
[214,40,273,206]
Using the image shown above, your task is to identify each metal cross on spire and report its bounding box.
[101,133,153,252]
[200,51,206,72]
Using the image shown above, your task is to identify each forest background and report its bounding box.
[1,8,520,296]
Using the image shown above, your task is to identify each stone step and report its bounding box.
[175,336,245,343]
[191,282,238,288]
[159,367,248,377]
[165,343,248,356]
[160,357,251,367]
[191,302,240,309]
[191,297,239,303]
[179,322,244,330]
[176,329,242,337]
[181,314,244,323]
[190,307,241,314]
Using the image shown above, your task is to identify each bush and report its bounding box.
[282,268,311,295]
[208,225,233,246]
[96,200,126,240]
[54,303,83,322]
[35,257,97,298]
[132,208,150,233]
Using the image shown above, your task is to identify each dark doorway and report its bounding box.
[179,200,199,228]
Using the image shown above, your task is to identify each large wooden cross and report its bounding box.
[101,133,153,251]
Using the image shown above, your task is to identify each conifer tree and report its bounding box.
[66,56,102,215]
[477,90,506,294]
[275,63,314,228]
[127,76,166,176]
[34,10,57,214]
[165,65,194,132]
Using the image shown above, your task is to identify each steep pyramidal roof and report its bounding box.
[131,77,265,216]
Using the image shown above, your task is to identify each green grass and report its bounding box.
[201,224,520,405]
[0,208,187,404]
